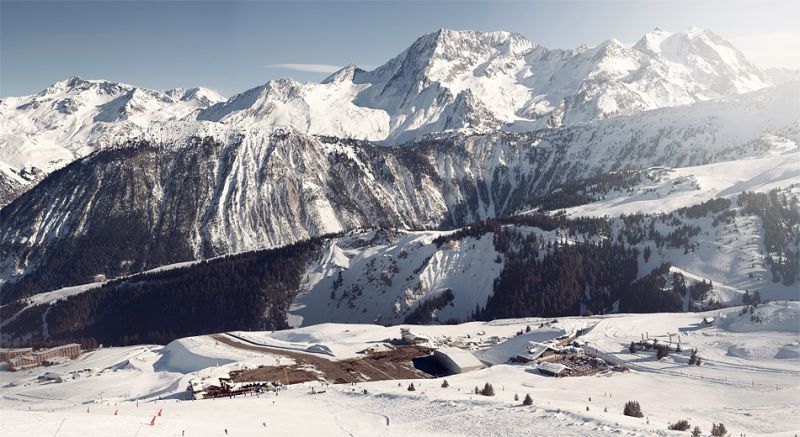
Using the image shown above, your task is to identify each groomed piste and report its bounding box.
[1,301,798,436]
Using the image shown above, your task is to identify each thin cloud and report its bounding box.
[730,32,800,70]
[268,63,342,73]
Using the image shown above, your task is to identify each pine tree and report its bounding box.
[623,401,644,418]
[691,426,702,437]
[689,349,700,366]
[711,422,727,436]
[514,393,519,401]
[481,382,495,396]
[656,345,669,359]
[407,383,415,392]
[523,394,533,406]
[629,341,637,353]
[441,379,449,388]
[668,419,691,431]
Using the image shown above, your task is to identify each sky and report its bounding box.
[1,0,798,97]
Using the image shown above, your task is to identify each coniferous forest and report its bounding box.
[738,190,800,286]
[3,238,325,346]
[2,191,797,346]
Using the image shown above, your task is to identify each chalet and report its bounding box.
[188,379,206,399]
[357,343,394,355]
[511,342,556,363]
[537,362,571,377]
[528,342,555,359]
[399,328,431,345]
[189,375,284,400]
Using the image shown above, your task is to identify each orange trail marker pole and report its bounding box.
[150,416,157,426]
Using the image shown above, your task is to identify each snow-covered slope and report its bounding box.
[560,149,800,218]
[290,230,504,327]
[2,303,798,436]
[5,190,795,342]
[290,194,798,327]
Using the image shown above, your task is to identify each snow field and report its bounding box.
[1,302,797,436]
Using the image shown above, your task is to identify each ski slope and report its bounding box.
[563,149,800,218]
[290,230,504,327]
[1,302,798,436]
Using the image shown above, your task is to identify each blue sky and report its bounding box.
[2,0,798,97]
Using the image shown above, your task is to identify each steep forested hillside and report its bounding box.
[3,190,798,347]
[2,238,324,346]
[738,190,800,285]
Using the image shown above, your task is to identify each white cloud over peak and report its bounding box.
[268,63,342,73]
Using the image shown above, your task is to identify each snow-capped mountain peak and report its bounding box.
[322,64,362,84]
[633,27,769,94]
[0,27,781,205]
[0,77,224,186]
[195,26,772,144]
[37,76,131,98]
[422,28,534,64]
[166,87,226,106]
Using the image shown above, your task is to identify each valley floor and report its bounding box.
[1,302,799,436]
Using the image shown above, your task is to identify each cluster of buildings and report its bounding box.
[431,326,619,378]
[0,344,81,371]
[187,376,285,400]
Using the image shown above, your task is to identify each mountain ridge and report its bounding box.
[1,81,797,300]
[0,27,777,206]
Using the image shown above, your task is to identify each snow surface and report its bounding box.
[2,302,799,436]
[155,335,294,374]
[562,150,800,218]
[290,230,504,327]
[434,347,484,371]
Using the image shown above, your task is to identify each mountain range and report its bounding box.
[0,27,798,346]
[0,27,778,205]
